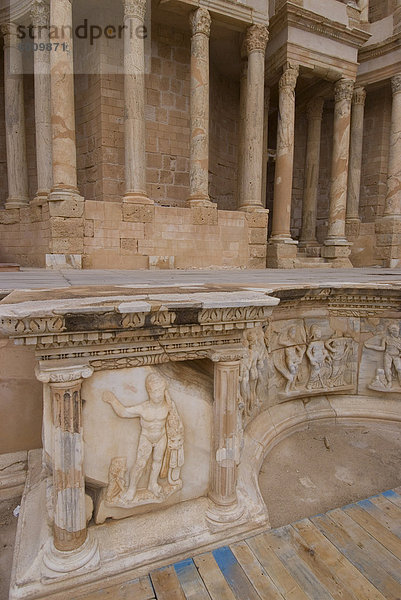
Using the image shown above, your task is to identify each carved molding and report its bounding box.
[352,86,366,105]
[0,315,65,337]
[334,78,354,103]
[189,7,211,38]
[391,74,401,95]
[31,0,49,27]
[124,0,146,21]
[244,24,269,55]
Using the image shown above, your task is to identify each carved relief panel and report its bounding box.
[360,318,401,394]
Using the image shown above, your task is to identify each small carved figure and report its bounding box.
[277,325,305,393]
[103,373,184,506]
[365,322,401,389]
[325,337,350,387]
[369,367,390,392]
[239,326,267,416]
[306,325,331,390]
[105,457,127,503]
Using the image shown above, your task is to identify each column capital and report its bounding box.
[306,96,324,120]
[35,363,94,385]
[352,86,366,105]
[124,0,147,21]
[31,0,50,27]
[279,64,299,91]
[189,7,211,38]
[391,74,401,95]
[334,78,354,103]
[0,22,19,47]
[244,24,268,55]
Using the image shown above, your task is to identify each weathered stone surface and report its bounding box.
[190,205,218,225]
[123,203,155,223]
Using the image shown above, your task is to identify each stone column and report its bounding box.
[207,357,244,528]
[187,7,212,207]
[299,96,324,249]
[237,55,247,209]
[31,0,52,204]
[36,365,99,576]
[322,78,354,266]
[238,24,269,212]
[267,64,299,268]
[123,0,151,205]
[376,74,401,267]
[1,23,29,208]
[261,86,270,209]
[346,87,366,225]
[394,0,401,34]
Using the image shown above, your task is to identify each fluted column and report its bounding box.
[207,357,244,527]
[123,0,151,205]
[267,64,299,268]
[322,78,354,266]
[299,96,324,247]
[238,24,269,211]
[31,0,52,204]
[49,0,79,201]
[187,7,212,207]
[346,86,366,224]
[36,364,99,576]
[1,23,29,208]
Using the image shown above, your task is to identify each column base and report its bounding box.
[205,498,245,532]
[297,240,321,257]
[321,239,353,267]
[32,190,50,206]
[186,195,214,208]
[42,532,100,580]
[123,192,154,205]
[5,198,29,209]
[267,237,298,268]
[239,204,268,213]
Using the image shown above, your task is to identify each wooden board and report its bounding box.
[193,552,237,600]
[293,519,386,600]
[247,533,310,600]
[212,546,262,600]
[173,558,212,600]
[150,565,186,600]
[382,489,401,510]
[230,540,285,600]
[312,512,401,600]
[72,577,155,600]
[357,499,401,537]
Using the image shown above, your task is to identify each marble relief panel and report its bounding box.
[360,318,401,395]
[81,364,213,523]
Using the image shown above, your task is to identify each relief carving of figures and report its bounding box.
[276,325,305,393]
[365,322,401,391]
[239,325,268,417]
[325,337,351,387]
[102,373,184,507]
[306,325,332,390]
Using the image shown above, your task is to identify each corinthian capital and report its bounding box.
[279,64,299,91]
[334,78,354,103]
[352,86,366,105]
[189,7,211,37]
[0,22,18,47]
[391,74,401,95]
[306,96,324,120]
[124,0,147,21]
[244,24,269,55]
[31,0,50,27]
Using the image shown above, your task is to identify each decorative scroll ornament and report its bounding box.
[306,97,324,120]
[391,74,401,95]
[124,0,147,21]
[31,0,50,27]
[352,86,366,105]
[279,64,299,91]
[189,7,211,38]
[244,24,269,55]
[35,364,94,384]
[334,78,354,103]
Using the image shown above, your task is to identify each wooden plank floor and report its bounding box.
[80,488,401,600]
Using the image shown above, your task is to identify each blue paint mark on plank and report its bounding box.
[383,490,401,499]
[173,557,211,599]
[212,546,261,600]
[174,558,195,576]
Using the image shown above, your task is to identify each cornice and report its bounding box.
[269,2,371,50]
[358,33,401,62]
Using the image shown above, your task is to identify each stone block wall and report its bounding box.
[83,201,267,269]
[0,46,6,204]
[0,203,50,266]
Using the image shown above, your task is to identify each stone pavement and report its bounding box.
[0,267,401,296]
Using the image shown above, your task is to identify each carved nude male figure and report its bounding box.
[365,323,401,388]
[103,373,172,503]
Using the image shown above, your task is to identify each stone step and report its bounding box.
[294,257,329,268]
